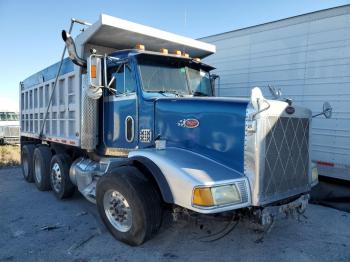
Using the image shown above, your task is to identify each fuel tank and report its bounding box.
[154,97,249,173]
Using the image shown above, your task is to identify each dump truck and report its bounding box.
[20,14,319,246]
[0,110,20,144]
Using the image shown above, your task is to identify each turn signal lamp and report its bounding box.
[135,44,145,50]
[160,48,168,54]
[174,50,182,56]
[90,65,97,78]
[193,188,214,207]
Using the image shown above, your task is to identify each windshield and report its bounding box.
[0,112,19,121]
[138,58,213,96]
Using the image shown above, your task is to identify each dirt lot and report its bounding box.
[0,145,20,167]
[1,167,350,262]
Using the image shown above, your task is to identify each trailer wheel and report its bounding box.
[21,144,36,182]
[33,146,52,191]
[96,166,162,246]
[50,154,75,199]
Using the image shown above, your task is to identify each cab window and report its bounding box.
[109,64,136,95]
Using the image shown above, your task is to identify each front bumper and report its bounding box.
[253,194,310,226]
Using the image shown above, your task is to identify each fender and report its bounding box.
[129,147,249,213]
[129,155,174,203]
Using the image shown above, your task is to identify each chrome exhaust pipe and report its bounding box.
[62,30,87,67]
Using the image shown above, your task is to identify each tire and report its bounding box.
[33,146,52,191]
[21,144,36,182]
[50,154,75,199]
[96,166,162,246]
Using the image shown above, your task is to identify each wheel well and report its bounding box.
[131,158,174,204]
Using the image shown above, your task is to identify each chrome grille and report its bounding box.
[262,116,309,202]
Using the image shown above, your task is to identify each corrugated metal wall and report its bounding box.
[201,5,350,167]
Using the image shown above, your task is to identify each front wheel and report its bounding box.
[96,166,162,246]
[50,154,75,199]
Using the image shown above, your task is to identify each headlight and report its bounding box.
[311,165,318,185]
[192,184,242,207]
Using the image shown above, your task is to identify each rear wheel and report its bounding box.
[50,154,75,199]
[21,144,36,182]
[33,146,52,191]
[96,166,162,246]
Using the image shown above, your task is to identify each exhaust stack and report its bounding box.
[62,30,87,67]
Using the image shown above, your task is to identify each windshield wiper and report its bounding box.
[148,90,184,97]
[192,91,209,97]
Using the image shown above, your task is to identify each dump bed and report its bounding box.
[20,14,215,146]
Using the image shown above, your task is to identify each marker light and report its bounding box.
[193,58,201,62]
[90,65,96,78]
[160,48,168,54]
[183,53,189,58]
[174,50,182,56]
[193,188,214,207]
[135,44,145,50]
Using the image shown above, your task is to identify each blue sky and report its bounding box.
[0,0,349,110]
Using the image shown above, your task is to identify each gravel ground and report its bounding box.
[1,167,350,262]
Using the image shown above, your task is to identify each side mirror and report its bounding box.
[210,74,219,96]
[86,54,103,99]
[323,101,332,119]
[312,101,332,119]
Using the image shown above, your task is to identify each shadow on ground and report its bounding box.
[1,167,350,262]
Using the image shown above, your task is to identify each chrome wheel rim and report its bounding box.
[34,156,42,183]
[103,189,132,232]
[51,163,62,192]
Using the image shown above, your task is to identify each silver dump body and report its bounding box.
[19,14,215,148]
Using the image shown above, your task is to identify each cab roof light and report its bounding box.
[174,50,182,56]
[160,48,168,54]
[135,44,145,50]
[183,52,190,58]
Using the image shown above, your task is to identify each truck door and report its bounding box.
[103,63,138,151]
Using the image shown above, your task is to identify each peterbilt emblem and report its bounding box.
[285,106,295,115]
[177,118,199,128]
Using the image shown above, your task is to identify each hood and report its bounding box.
[155,97,249,173]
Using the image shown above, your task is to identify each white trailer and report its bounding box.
[201,5,350,181]
[0,110,20,144]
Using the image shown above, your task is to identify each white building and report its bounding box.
[201,5,350,180]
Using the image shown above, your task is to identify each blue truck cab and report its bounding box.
[19,15,317,246]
